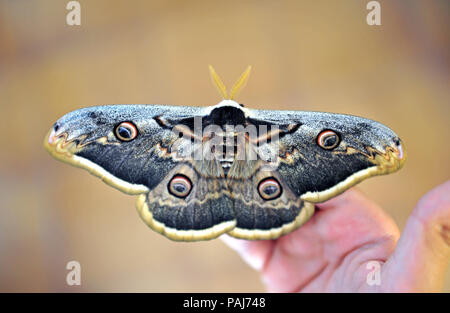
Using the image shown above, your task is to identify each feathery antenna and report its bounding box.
[208,65,251,100]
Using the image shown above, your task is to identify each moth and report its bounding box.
[44,66,406,241]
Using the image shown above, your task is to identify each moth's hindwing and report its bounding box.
[136,163,237,241]
[225,165,316,240]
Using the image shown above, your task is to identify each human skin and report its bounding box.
[222,180,450,292]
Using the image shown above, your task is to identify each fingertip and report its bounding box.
[384,180,450,291]
[414,180,450,222]
[220,234,247,253]
[220,235,274,271]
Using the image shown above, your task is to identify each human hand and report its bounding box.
[222,180,450,292]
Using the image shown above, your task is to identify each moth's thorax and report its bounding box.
[203,100,250,118]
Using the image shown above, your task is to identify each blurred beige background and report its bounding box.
[0,0,448,292]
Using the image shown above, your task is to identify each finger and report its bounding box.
[293,188,399,258]
[317,187,381,211]
[383,180,450,292]
[220,235,275,271]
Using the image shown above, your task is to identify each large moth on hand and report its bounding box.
[44,66,406,241]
